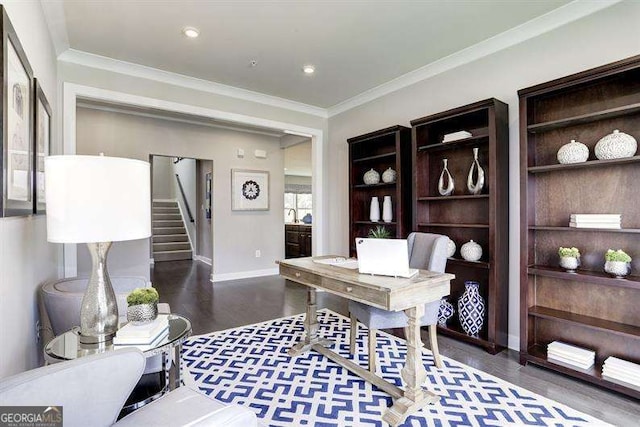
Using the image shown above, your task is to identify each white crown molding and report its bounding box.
[59,49,329,118]
[39,0,70,56]
[327,0,622,117]
[211,267,279,283]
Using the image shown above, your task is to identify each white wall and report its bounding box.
[75,107,285,279]
[0,0,60,378]
[326,1,640,349]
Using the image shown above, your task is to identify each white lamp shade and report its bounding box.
[45,155,151,243]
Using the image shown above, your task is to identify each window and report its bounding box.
[284,193,312,223]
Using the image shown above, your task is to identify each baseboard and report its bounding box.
[210,267,279,283]
[194,255,212,266]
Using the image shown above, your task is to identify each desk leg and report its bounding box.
[382,305,440,426]
[288,288,332,356]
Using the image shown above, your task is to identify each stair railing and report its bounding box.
[175,174,195,223]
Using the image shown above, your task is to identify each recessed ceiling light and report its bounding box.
[182,27,200,38]
[302,65,315,75]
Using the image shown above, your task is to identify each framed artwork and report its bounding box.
[231,169,269,211]
[34,79,51,214]
[1,7,34,217]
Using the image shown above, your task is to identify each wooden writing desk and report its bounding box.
[279,256,454,426]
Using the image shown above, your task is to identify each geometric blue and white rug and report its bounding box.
[181,310,610,426]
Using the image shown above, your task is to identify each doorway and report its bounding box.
[150,155,214,267]
[283,139,312,258]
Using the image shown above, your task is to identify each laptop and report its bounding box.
[355,238,419,278]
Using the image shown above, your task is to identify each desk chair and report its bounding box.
[348,232,449,372]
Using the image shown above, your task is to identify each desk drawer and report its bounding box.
[280,264,388,308]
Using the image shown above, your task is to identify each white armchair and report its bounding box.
[0,348,258,427]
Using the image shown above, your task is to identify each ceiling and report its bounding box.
[58,0,573,109]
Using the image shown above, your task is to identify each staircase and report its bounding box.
[152,200,192,262]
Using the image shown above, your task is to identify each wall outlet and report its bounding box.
[255,250,261,258]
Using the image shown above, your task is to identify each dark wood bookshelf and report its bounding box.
[519,54,640,399]
[347,126,412,256]
[411,98,510,354]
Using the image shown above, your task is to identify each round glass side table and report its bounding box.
[44,314,192,410]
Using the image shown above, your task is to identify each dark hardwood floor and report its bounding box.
[152,260,639,426]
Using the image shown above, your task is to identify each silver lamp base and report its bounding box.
[79,242,119,344]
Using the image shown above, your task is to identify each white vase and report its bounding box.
[381,167,397,183]
[363,168,380,185]
[446,239,456,258]
[467,147,485,195]
[382,196,393,223]
[594,129,637,160]
[438,158,454,196]
[557,139,589,164]
[369,197,380,222]
[460,240,482,262]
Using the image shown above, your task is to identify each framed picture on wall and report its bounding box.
[231,169,269,211]
[34,79,51,214]
[1,7,34,217]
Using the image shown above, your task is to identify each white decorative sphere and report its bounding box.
[363,168,380,185]
[460,240,482,262]
[557,140,589,164]
[594,130,637,160]
[447,239,456,258]
[381,167,397,183]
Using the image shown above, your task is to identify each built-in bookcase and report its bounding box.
[347,126,412,257]
[411,99,509,354]
[519,55,640,399]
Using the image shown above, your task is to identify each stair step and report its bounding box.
[153,227,186,235]
[153,242,191,251]
[153,200,178,208]
[154,250,193,262]
[153,213,181,220]
[153,220,184,227]
[153,234,189,243]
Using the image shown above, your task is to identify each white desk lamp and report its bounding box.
[45,154,151,343]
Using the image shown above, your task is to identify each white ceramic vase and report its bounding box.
[438,158,454,196]
[363,168,380,185]
[460,240,482,262]
[382,196,393,223]
[369,197,380,222]
[467,147,485,195]
[559,256,580,273]
[447,239,456,258]
[557,139,589,164]
[604,261,631,278]
[594,130,637,160]
[381,167,397,183]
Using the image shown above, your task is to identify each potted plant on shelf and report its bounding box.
[604,249,632,278]
[126,287,160,325]
[368,225,391,239]
[558,247,580,273]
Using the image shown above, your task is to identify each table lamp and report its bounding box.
[45,154,151,343]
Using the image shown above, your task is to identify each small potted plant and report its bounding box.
[368,225,391,239]
[604,249,632,278]
[558,247,580,273]
[126,287,160,324]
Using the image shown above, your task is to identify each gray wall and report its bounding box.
[326,1,640,348]
[196,160,214,260]
[75,107,285,278]
[152,155,175,199]
[0,0,60,378]
[172,157,197,249]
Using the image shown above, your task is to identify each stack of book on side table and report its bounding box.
[113,315,169,350]
[569,214,621,229]
[602,357,640,391]
[547,341,595,370]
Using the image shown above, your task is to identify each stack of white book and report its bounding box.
[602,357,640,390]
[569,214,621,229]
[442,130,472,143]
[113,315,169,349]
[547,341,595,369]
